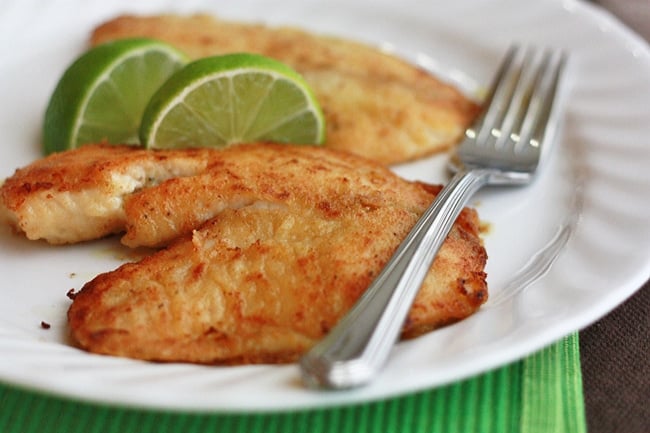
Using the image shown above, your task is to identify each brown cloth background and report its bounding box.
[582,2,649,432]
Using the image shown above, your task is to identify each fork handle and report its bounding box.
[300,168,493,389]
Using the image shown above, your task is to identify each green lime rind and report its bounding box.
[140,53,326,149]
[42,38,188,155]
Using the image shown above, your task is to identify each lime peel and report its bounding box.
[43,38,188,155]
[140,53,326,150]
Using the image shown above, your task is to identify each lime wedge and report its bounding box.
[140,53,325,149]
[43,38,188,154]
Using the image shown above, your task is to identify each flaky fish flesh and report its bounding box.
[0,144,220,244]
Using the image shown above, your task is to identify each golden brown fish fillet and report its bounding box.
[120,141,437,248]
[68,143,487,364]
[91,14,480,165]
[0,144,220,244]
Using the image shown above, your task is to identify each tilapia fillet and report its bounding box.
[91,14,480,165]
[67,143,487,364]
[0,144,220,244]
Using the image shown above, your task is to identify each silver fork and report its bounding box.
[300,45,567,389]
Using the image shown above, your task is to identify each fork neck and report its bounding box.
[446,168,493,198]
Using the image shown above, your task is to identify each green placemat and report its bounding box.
[0,334,585,433]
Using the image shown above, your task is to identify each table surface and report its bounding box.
[582,3,649,432]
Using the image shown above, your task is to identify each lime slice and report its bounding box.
[140,53,325,149]
[43,38,188,154]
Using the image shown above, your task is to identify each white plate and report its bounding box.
[0,0,649,412]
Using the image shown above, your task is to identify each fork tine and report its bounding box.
[523,49,567,150]
[469,45,520,144]
[495,47,543,149]
[474,45,525,145]
[479,45,519,109]
[471,45,566,154]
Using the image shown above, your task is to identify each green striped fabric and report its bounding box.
[0,334,585,433]
[521,336,586,432]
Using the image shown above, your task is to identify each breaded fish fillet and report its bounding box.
[68,143,487,364]
[0,144,219,244]
[91,14,480,165]
[120,142,440,248]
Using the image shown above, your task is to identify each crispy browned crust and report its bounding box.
[121,141,435,248]
[90,14,480,165]
[68,143,487,364]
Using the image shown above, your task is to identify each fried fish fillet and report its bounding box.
[0,144,219,244]
[120,141,434,248]
[91,14,480,165]
[68,143,487,364]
